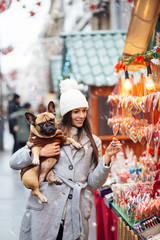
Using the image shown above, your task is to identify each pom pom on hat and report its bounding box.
[59,78,89,116]
[60,78,78,93]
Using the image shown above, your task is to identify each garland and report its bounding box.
[115,47,160,73]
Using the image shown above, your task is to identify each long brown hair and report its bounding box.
[58,111,98,167]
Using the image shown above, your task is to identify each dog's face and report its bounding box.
[25,101,58,137]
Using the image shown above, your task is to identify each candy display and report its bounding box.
[105,42,160,239]
[111,180,160,223]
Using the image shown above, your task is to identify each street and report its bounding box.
[0,122,29,239]
[0,121,96,240]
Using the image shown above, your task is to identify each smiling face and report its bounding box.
[71,107,87,128]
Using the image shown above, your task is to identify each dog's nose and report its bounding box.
[49,126,57,131]
[46,122,50,127]
[46,122,57,131]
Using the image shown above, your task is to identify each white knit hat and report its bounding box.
[59,78,89,116]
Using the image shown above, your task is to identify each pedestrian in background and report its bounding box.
[10,102,33,150]
[10,79,122,240]
[8,93,21,153]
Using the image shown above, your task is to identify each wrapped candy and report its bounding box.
[152,92,160,111]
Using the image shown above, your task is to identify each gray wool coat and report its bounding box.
[10,130,111,240]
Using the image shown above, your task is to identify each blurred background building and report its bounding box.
[0,0,134,149]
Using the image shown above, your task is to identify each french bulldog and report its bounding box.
[21,101,81,203]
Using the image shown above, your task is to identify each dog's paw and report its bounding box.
[32,191,48,203]
[54,179,62,185]
[39,195,48,203]
[32,157,40,165]
[73,142,82,149]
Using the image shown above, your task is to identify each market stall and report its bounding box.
[95,34,160,240]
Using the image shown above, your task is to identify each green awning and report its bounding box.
[61,30,127,86]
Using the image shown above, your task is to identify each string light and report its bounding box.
[145,65,155,91]
[124,70,132,91]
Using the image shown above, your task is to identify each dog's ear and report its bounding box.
[25,112,37,125]
[48,101,56,115]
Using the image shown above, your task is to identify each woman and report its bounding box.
[10,79,122,240]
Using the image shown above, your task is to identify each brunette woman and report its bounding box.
[10,79,122,240]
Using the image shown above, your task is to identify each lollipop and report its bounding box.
[145,125,153,157]
[153,92,159,111]
[138,129,146,145]
[147,93,154,112]
[129,126,138,143]
[119,123,126,135]
[153,130,160,160]
[140,96,147,112]
[112,123,119,136]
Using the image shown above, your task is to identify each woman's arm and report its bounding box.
[87,137,122,190]
[9,142,60,170]
[9,146,33,170]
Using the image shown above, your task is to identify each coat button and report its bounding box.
[68,165,73,170]
[68,194,72,199]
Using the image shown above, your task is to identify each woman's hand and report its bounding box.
[39,142,60,157]
[106,137,122,157]
[104,137,122,165]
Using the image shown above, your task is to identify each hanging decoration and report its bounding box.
[115,60,126,73]
[36,2,41,7]
[89,3,97,11]
[21,0,42,17]
[29,10,36,16]
[9,70,17,81]
[0,45,13,55]
[82,0,100,12]
[7,0,43,17]
[0,0,11,13]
